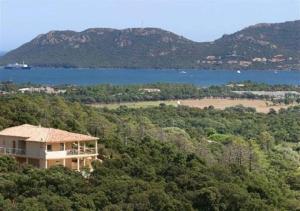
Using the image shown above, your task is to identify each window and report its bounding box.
[18,140,26,150]
[60,143,64,151]
[47,145,52,151]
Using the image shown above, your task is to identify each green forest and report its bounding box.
[61,82,300,104]
[2,81,300,104]
[0,94,300,210]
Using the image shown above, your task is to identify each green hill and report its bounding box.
[0,94,300,209]
[1,20,299,70]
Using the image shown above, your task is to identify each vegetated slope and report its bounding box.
[206,20,300,69]
[0,20,299,69]
[0,94,300,210]
[0,28,206,68]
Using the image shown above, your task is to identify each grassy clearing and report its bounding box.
[90,100,178,109]
[89,98,297,113]
[180,98,294,113]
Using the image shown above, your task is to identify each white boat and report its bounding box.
[237,70,241,74]
[4,61,31,69]
[180,71,187,74]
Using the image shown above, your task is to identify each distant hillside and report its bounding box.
[0,51,6,56]
[1,20,299,70]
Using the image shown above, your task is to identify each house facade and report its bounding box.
[0,124,98,171]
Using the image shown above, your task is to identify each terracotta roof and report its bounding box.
[0,124,98,143]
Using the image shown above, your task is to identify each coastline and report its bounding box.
[0,66,298,72]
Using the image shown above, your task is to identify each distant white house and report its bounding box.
[18,86,66,94]
[139,88,161,93]
[226,84,245,88]
[0,90,9,95]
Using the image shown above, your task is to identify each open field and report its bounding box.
[179,98,293,113]
[90,98,296,113]
[90,100,178,109]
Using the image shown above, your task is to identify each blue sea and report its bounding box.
[0,68,300,86]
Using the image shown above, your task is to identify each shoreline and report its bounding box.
[0,66,298,72]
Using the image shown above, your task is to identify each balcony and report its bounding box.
[66,148,96,155]
[0,147,25,156]
[45,147,97,159]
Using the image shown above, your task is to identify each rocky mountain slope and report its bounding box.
[1,20,299,70]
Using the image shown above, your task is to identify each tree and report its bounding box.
[17,198,47,211]
[193,187,221,211]
[258,131,274,151]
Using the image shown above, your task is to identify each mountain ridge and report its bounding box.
[1,20,299,70]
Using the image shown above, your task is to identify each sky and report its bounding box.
[0,0,299,51]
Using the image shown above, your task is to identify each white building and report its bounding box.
[0,124,98,171]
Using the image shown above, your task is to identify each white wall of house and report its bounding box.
[46,150,67,159]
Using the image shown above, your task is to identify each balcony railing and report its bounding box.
[66,148,96,155]
[0,147,25,155]
[0,147,96,158]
